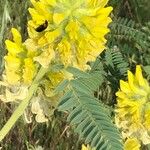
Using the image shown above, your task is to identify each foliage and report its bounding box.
[57,67,123,150]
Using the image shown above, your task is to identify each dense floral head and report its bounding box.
[115,65,150,145]
[28,0,113,70]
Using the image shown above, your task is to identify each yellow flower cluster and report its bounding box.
[28,0,113,70]
[1,0,112,122]
[115,65,150,149]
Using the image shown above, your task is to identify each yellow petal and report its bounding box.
[120,80,131,93]
[127,70,141,94]
[11,28,22,45]
[135,65,146,87]
[28,8,45,25]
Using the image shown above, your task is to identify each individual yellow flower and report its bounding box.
[4,55,21,84]
[5,28,24,56]
[28,0,113,70]
[23,58,37,84]
[33,44,55,68]
[124,138,141,150]
[115,65,150,145]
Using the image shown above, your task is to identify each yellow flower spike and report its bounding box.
[115,65,150,145]
[28,0,113,70]
[4,27,38,86]
[124,138,141,150]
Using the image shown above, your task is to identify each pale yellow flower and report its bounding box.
[115,65,150,145]
[31,97,48,123]
[0,81,28,102]
[33,44,55,68]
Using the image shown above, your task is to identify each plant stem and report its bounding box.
[0,66,48,141]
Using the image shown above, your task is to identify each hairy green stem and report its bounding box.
[0,67,48,141]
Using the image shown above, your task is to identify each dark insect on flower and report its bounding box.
[35,20,48,32]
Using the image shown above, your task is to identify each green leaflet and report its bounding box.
[66,66,91,78]
[57,69,123,150]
